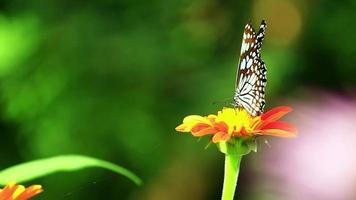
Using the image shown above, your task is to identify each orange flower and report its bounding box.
[176,106,297,143]
[0,182,43,200]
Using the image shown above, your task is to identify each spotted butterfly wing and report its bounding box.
[233,20,267,116]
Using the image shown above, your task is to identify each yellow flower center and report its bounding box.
[216,107,254,135]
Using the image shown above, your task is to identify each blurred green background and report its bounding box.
[1,0,356,199]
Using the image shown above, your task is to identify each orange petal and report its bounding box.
[260,121,297,133]
[175,124,189,132]
[16,185,43,200]
[214,121,229,133]
[258,129,297,137]
[175,115,212,132]
[212,132,230,143]
[0,183,18,200]
[192,123,211,132]
[191,126,217,136]
[258,121,297,137]
[261,106,292,122]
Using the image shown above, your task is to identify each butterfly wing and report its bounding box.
[234,20,267,116]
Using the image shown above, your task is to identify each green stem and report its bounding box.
[221,154,243,200]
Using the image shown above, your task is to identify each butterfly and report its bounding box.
[233,20,267,116]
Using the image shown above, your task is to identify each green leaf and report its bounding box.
[0,155,142,185]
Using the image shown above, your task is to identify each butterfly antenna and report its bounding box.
[211,97,233,106]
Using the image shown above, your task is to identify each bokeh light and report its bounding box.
[253,0,303,46]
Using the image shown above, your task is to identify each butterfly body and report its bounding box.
[233,20,267,117]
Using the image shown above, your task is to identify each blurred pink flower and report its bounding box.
[257,94,356,200]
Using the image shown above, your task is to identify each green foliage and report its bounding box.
[0,15,39,76]
[0,155,141,185]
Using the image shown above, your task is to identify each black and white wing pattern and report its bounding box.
[233,20,267,116]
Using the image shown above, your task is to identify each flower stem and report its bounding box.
[221,154,242,200]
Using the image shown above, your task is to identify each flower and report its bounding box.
[176,106,297,143]
[0,182,43,200]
